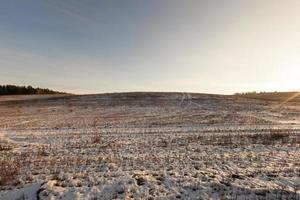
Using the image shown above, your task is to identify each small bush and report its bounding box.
[0,143,13,151]
[269,129,289,140]
[37,147,49,156]
[0,160,20,186]
[91,135,101,143]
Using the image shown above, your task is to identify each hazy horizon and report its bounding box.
[1,0,300,94]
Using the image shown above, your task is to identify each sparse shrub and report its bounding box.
[260,129,296,145]
[91,134,101,143]
[0,143,13,151]
[0,160,20,186]
[269,129,289,140]
[37,147,49,156]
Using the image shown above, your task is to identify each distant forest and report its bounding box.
[235,91,300,102]
[0,85,65,95]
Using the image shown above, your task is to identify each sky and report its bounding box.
[0,0,300,94]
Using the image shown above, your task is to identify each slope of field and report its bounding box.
[0,93,299,199]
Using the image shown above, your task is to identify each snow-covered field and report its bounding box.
[0,92,299,199]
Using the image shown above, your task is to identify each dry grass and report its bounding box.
[177,129,299,146]
[0,143,13,151]
[0,159,20,186]
[91,134,101,143]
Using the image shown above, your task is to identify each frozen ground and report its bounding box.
[0,92,299,199]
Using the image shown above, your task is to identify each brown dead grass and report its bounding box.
[0,159,20,186]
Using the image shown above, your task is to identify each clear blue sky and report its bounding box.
[1,0,299,94]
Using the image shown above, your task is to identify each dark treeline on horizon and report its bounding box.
[235,91,299,96]
[0,85,65,95]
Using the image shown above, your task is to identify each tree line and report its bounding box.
[234,91,278,96]
[0,85,65,95]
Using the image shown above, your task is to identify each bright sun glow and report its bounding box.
[279,55,300,91]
